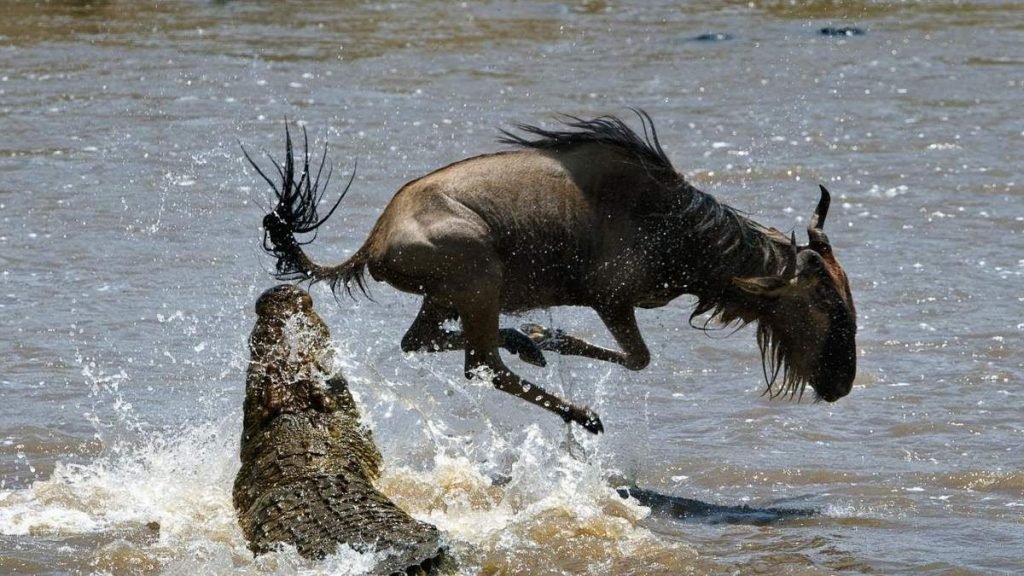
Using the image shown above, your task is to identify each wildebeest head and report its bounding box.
[732,186,857,403]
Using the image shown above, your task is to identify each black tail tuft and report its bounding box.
[243,124,355,282]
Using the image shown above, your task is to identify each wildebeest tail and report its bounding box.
[243,124,370,298]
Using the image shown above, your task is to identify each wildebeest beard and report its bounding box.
[755,321,812,401]
[689,303,815,402]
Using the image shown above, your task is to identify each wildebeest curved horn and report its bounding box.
[783,231,798,278]
[807,185,832,247]
[809,185,831,231]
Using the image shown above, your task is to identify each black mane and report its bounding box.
[501,112,792,364]
[501,110,789,317]
[502,112,804,399]
[498,109,674,173]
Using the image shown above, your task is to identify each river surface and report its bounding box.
[1,1,1022,574]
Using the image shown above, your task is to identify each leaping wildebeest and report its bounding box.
[244,111,857,435]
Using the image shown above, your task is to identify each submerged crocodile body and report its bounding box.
[233,284,448,574]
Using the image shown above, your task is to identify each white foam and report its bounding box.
[0,346,685,573]
[379,425,653,554]
[0,411,673,573]
[0,419,241,541]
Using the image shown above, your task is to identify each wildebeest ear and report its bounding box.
[732,276,789,297]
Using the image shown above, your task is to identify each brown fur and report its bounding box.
[245,113,857,433]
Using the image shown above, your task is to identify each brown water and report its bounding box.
[1,1,1022,574]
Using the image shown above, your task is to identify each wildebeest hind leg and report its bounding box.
[456,291,603,434]
[400,298,461,353]
[401,298,547,367]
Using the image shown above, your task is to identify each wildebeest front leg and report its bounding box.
[521,305,651,371]
[401,298,547,367]
[456,293,603,434]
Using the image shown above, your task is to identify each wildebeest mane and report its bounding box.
[499,110,768,281]
[503,110,800,399]
[498,108,674,174]
[686,212,801,400]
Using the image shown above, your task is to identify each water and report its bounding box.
[1,0,1022,573]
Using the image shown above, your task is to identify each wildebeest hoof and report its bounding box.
[516,345,548,368]
[564,405,604,435]
[500,327,547,367]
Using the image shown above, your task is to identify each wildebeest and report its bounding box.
[244,111,856,435]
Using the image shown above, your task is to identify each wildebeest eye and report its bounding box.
[815,280,841,302]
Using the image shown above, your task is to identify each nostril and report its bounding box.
[819,381,852,403]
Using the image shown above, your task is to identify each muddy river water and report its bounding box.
[1,1,1022,574]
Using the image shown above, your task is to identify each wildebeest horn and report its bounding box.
[783,231,798,278]
[810,185,830,230]
[807,185,831,246]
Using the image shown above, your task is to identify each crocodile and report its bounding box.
[233,284,449,574]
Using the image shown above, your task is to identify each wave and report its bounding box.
[0,393,714,574]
